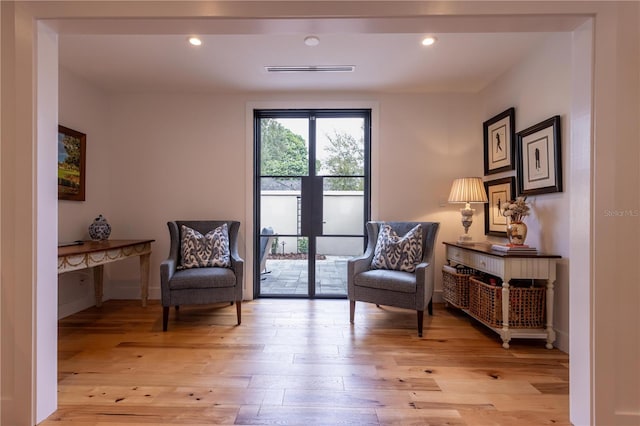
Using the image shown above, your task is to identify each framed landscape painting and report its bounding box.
[483,107,515,175]
[58,125,86,201]
[484,177,516,237]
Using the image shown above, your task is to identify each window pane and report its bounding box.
[315,117,365,176]
[316,236,365,296]
[260,118,309,176]
[260,177,301,236]
[322,177,365,235]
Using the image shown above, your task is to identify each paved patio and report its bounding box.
[260,256,350,296]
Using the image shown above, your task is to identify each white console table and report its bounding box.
[443,242,560,349]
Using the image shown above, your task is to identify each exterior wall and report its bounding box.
[261,192,365,256]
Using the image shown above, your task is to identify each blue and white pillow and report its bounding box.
[179,224,231,269]
[371,224,423,272]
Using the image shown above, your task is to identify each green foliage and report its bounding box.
[323,130,364,190]
[260,119,308,176]
[259,118,365,192]
[297,237,308,254]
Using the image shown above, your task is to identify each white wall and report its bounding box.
[569,20,594,426]
[36,22,60,422]
[479,33,572,352]
[59,90,476,303]
[57,67,115,317]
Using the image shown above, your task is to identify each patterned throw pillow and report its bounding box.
[371,224,423,272]
[179,224,231,269]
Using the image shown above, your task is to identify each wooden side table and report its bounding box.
[58,239,154,307]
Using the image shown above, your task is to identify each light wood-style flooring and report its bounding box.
[42,299,570,425]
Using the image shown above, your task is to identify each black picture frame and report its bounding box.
[516,115,562,196]
[57,125,86,201]
[483,107,515,175]
[484,177,516,237]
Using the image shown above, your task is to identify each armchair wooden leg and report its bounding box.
[417,310,424,337]
[428,299,433,316]
[349,300,355,324]
[162,306,169,332]
[236,300,242,325]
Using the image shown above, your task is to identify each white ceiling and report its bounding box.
[56,16,582,94]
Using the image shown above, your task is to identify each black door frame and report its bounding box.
[253,108,371,298]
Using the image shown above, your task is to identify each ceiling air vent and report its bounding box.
[265,65,355,73]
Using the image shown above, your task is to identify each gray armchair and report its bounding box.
[348,221,440,337]
[160,220,243,331]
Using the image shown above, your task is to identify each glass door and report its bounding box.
[255,109,370,298]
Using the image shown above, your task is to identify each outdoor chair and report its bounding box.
[259,226,275,278]
[347,221,440,337]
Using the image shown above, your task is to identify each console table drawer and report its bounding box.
[447,246,503,276]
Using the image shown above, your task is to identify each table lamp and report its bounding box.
[448,177,488,245]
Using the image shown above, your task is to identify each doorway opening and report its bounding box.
[254,109,371,298]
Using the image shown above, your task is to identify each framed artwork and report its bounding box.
[57,125,86,201]
[516,115,562,196]
[484,177,516,237]
[483,107,515,175]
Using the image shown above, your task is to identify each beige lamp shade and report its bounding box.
[448,177,488,245]
[448,177,488,204]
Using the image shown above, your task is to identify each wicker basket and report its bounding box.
[442,265,475,309]
[468,277,545,328]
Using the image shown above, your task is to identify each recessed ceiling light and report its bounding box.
[421,36,437,46]
[188,36,202,46]
[304,35,320,47]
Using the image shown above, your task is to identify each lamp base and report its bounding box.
[456,234,474,245]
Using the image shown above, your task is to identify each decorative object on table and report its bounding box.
[57,125,86,201]
[491,243,537,254]
[501,196,530,245]
[516,115,562,195]
[448,177,489,245]
[483,177,516,237]
[88,214,111,240]
[483,107,515,175]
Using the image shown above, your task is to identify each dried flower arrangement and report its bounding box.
[501,196,530,222]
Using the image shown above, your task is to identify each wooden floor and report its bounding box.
[42,299,570,425]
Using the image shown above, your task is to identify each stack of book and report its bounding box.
[491,244,537,254]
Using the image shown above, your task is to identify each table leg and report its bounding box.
[93,264,104,307]
[545,276,557,349]
[140,253,151,307]
[501,280,512,349]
